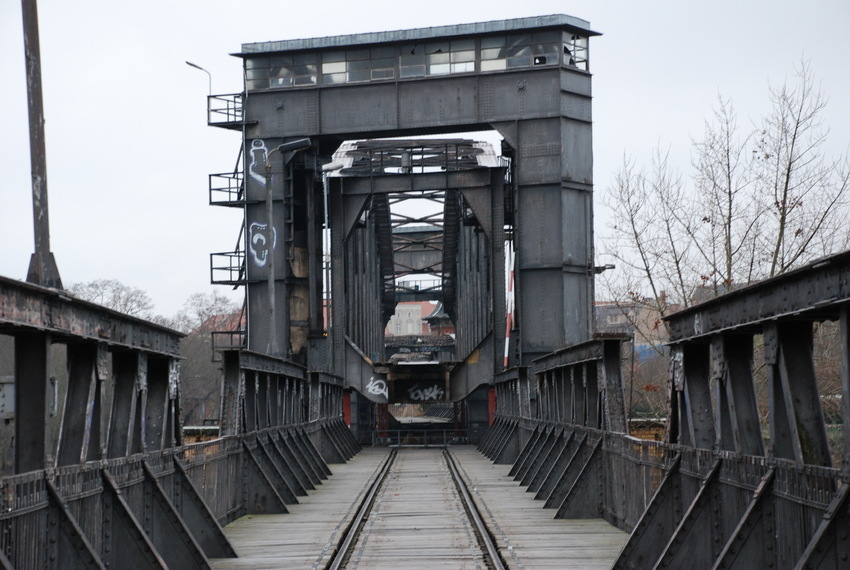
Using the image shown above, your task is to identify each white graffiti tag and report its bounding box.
[407,384,445,402]
[366,377,388,400]
[249,139,268,185]
[248,222,277,267]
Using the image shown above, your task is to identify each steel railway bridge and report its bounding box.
[2,11,850,568]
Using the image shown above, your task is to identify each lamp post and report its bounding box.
[185,61,212,95]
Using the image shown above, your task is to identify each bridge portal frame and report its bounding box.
[214,14,601,402]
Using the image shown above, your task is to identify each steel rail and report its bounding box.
[326,449,398,570]
[443,448,507,570]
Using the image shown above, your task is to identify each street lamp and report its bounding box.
[185,60,212,95]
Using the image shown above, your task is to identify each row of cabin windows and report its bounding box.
[244,32,588,91]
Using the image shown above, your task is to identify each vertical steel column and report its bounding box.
[219,351,242,436]
[56,343,102,466]
[502,114,593,364]
[257,372,269,429]
[108,352,141,457]
[309,373,321,424]
[766,322,831,465]
[602,339,627,433]
[269,375,281,427]
[574,365,587,425]
[585,361,599,428]
[21,0,62,289]
[144,357,171,450]
[565,368,575,423]
[14,331,51,473]
[668,343,715,448]
[683,343,715,449]
[713,335,764,456]
[329,181,347,375]
[841,307,850,468]
[243,370,257,432]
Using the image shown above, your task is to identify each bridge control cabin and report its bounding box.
[208,15,600,442]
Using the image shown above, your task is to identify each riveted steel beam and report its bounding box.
[0,276,182,355]
[666,251,850,343]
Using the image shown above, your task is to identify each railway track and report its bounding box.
[327,448,506,570]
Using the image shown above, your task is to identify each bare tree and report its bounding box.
[175,291,242,425]
[601,150,691,331]
[751,60,850,276]
[691,95,761,290]
[68,278,156,318]
[599,60,850,426]
[172,291,240,334]
[601,60,850,310]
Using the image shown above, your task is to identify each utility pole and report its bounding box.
[22,0,62,289]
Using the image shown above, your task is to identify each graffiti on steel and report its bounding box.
[407,383,445,402]
[366,377,388,399]
[249,222,276,267]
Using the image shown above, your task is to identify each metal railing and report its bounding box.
[372,428,468,447]
[209,171,244,206]
[207,93,244,127]
[210,251,245,285]
[0,417,357,568]
[481,249,850,569]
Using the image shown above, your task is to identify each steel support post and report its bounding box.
[256,372,269,429]
[574,366,587,426]
[585,361,599,428]
[243,370,257,432]
[57,343,102,466]
[713,335,764,456]
[602,339,628,433]
[143,357,171,451]
[841,306,850,470]
[766,322,831,465]
[565,368,576,424]
[107,352,141,457]
[219,351,242,436]
[14,331,50,473]
[670,344,715,448]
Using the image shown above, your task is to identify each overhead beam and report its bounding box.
[666,251,850,343]
[0,276,181,355]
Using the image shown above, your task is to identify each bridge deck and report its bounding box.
[210,447,388,569]
[450,446,628,569]
[211,446,627,568]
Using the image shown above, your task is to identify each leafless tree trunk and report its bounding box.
[599,60,850,428]
[752,60,850,276]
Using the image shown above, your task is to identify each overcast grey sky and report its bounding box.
[2,0,848,317]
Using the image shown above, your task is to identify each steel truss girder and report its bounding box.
[244,435,298,505]
[530,338,628,433]
[337,169,494,196]
[0,276,181,355]
[666,250,850,343]
[534,428,576,502]
[614,454,684,568]
[554,432,603,519]
[45,478,104,569]
[219,349,308,436]
[711,335,764,456]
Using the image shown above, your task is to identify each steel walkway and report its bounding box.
[211,446,626,569]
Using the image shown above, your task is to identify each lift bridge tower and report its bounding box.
[207,15,599,440]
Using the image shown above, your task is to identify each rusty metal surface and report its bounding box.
[666,250,850,342]
[229,349,307,378]
[0,275,181,354]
